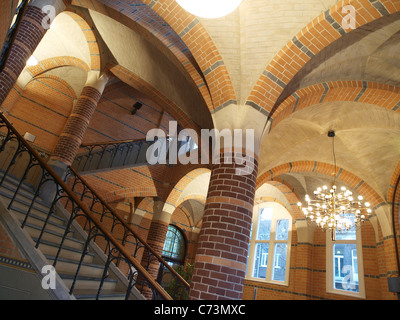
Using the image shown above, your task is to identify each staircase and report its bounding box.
[0,171,142,300]
[0,112,189,300]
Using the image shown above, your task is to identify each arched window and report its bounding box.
[326,213,366,298]
[162,225,186,266]
[246,202,292,285]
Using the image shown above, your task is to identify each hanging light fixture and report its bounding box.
[176,0,243,19]
[297,130,372,240]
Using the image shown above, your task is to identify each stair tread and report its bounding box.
[0,170,143,300]
[33,238,95,256]
[45,255,105,269]
[0,183,50,208]
[23,222,82,243]
[72,289,127,299]
[0,172,37,195]
[59,273,118,282]
[12,206,65,226]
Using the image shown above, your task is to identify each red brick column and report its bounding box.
[0,0,65,105]
[140,201,170,299]
[48,72,109,173]
[189,149,258,300]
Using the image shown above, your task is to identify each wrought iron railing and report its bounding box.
[64,166,191,298]
[0,0,30,73]
[72,133,198,173]
[72,139,152,172]
[0,111,190,299]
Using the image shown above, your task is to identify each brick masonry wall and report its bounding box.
[83,81,175,143]
[5,76,74,153]
[241,219,398,300]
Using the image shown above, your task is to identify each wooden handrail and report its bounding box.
[0,112,172,300]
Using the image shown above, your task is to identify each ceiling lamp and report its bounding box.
[26,55,38,66]
[176,0,243,19]
[297,131,372,240]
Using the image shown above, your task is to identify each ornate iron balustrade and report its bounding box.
[0,0,29,73]
[72,139,152,172]
[64,166,191,298]
[72,134,198,173]
[0,111,191,299]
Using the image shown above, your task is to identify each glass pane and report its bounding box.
[275,219,289,240]
[272,243,287,281]
[333,244,359,292]
[162,225,185,261]
[335,213,356,240]
[253,243,269,279]
[256,208,272,240]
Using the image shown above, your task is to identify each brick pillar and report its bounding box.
[0,0,65,105]
[48,72,109,177]
[189,149,258,300]
[140,200,170,299]
[293,220,314,299]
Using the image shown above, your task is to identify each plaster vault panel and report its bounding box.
[89,9,213,130]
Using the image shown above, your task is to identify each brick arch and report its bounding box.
[256,178,303,220]
[271,80,400,128]
[144,0,237,111]
[174,204,195,229]
[26,56,90,78]
[253,196,298,221]
[73,0,234,112]
[163,167,211,215]
[176,194,206,209]
[246,0,400,116]
[108,64,201,133]
[31,73,77,100]
[257,160,386,210]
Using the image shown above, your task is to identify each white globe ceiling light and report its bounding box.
[176,0,243,19]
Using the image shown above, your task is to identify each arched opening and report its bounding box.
[162,224,186,267]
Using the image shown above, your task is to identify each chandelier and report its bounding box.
[297,131,372,240]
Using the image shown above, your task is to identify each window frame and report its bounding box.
[326,226,366,299]
[162,224,186,265]
[246,202,292,286]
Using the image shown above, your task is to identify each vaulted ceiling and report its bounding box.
[4,0,400,218]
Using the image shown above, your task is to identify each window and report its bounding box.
[162,225,186,265]
[326,213,365,298]
[246,203,292,285]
